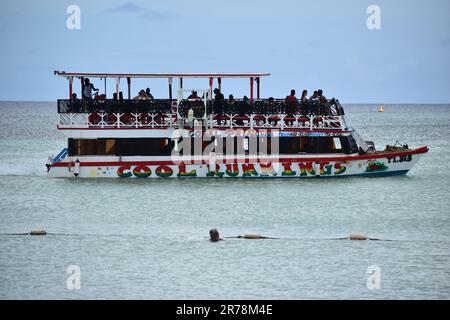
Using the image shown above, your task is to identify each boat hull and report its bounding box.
[47,147,428,179]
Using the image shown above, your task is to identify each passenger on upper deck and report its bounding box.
[82,78,99,100]
[133,89,149,101]
[228,94,235,104]
[285,89,298,104]
[145,88,154,100]
[318,89,327,103]
[285,90,298,120]
[214,88,225,125]
[187,90,201,100]
[309,91,319,102]
[213,88,224,101]
[300,90,308,103]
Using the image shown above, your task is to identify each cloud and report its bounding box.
[106,2,143,13]
[105,1,174,20]
[139,10,174,21]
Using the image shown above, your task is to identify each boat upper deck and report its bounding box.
[57,98,348,131]
[55,71,348,132]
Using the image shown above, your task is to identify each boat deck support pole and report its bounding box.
[115,78,120,100]
[127,77,131,99]
[209,77,213,97]
[69,77,73,99]
[168,78,172,101]
[256,77,260,99]
[168,77,173,101]
[250,77,254,103]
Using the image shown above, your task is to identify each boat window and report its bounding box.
[279,137,307,154]
[333,137,342,151]
[339,136,359,154]
[69,138,172,156]
[116,138,172,156]
[70,139,116,156]
[305,137,339,154]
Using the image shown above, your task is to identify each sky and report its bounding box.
[0,0,449,103]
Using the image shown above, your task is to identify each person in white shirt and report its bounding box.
[82,78,99,99]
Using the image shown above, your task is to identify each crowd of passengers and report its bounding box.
[71,78,335,116]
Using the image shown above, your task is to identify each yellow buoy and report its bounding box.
[349,233,367,240]
[240,233,263,239]
[30,229,47,236]
[378,105,384,112]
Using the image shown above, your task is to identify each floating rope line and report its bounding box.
[0,231,396,241]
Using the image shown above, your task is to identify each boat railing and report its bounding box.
[57,99,346,130]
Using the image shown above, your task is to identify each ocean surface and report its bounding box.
[0,101,449,299]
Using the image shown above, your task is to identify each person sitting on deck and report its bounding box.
[145,88,154,100]
[317,89,327,103]
[133,89,149,101]
[299,90,308,115]
[82,78,99,100]
[187,90,202,100]
[213,88,224,101]
[300,90,308,102]
[227,95,236,121]
[285,89,297,104]
[267,97,279,126]
[236,96,251,126]
[317,89,332,114]
[309,90,319,102]
[214,88,226,125]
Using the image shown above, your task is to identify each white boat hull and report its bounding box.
[47,147,428,179]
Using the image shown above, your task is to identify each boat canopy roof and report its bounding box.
[54,71,271,79]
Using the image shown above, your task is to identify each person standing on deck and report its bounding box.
[145,88,154,100]
[82,78,99,100]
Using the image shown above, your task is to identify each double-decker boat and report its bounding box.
[47,71,428,178]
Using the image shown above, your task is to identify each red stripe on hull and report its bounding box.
[51,146,428,168]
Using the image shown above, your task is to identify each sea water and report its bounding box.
[0,102,449,299]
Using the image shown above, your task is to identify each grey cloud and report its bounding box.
[106,1,175,20]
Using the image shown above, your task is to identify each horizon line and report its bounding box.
[0,99,449,105]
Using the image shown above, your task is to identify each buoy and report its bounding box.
[349,233,367,240]
[378,105,384,112]
[74,159,80,177]
[240,233,263,239]
[30,229,47,236]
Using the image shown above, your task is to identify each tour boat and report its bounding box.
[47,71,428,178]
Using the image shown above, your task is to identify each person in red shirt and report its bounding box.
[285,89,298,124]
[285,89,297,104]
